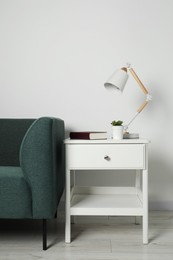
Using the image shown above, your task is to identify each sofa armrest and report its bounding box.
[20,117,65,219]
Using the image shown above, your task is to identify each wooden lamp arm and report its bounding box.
[129,67,149,95]
[137,100,149,113]
[124,66,152,131]
[129,66,152,114]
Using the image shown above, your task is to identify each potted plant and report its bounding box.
[111,120,124,139]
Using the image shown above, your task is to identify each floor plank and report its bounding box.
[0,211,173,260]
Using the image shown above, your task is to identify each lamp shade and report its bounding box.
[104,68,129,92]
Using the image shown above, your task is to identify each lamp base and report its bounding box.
[123,132,139,139]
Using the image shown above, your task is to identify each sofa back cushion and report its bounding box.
[0,119,35,166]
[20,117,65,218]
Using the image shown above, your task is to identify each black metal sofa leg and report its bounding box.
[43,219,47,250]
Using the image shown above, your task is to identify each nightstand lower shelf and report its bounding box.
[71,186,143,216]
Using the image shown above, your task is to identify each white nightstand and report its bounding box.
[64,139,149,244]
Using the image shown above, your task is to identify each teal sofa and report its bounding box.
[0,117,65,250]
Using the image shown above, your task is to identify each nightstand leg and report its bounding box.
[135,170,141,225]
[135,216,140,225]
[71,171,75,224]
[65,169,71,243]
[142,169,148,244]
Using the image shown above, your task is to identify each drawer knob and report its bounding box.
[104,155,110,161]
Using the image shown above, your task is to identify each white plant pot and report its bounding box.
[112,125,124,140]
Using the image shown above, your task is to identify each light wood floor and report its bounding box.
[0,211,173,260]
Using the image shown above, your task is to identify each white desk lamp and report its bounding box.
[104,63,152,136]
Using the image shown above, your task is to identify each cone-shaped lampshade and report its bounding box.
[104,68,129,92]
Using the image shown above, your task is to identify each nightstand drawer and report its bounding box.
[66,144,145,169]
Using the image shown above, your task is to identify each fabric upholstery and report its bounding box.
[20,117,65,218]
[0,119,35,166]
[0,166,32,218]
[0,117,65,219]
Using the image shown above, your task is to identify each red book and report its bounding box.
[70,131,107,140]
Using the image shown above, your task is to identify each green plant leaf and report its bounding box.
[111,120,123,126]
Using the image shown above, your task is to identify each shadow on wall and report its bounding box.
[65,129,73,139]
[149,155,173,211]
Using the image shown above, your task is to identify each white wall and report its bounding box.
[0,0,173,210]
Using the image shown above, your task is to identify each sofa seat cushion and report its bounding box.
[0,167,32,218]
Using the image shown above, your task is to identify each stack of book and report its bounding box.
[70,131,107,140]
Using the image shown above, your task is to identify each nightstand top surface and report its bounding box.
[64,138,150,144]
